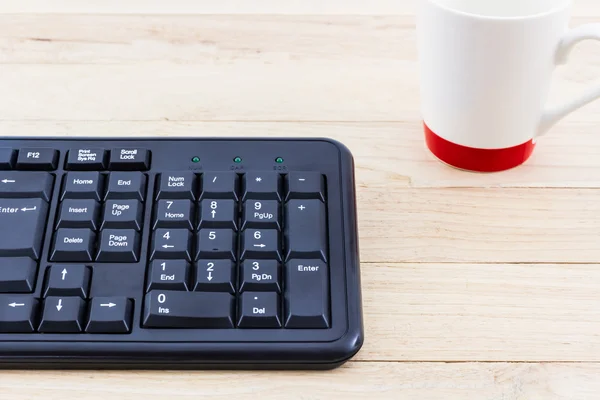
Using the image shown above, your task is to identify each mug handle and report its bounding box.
[537,24,600,136]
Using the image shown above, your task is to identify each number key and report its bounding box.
[195,229,236,261]
[242,200,280,230]
[150,229,193,261]
[198,199,238,230]
[193,260,235,293]
[240,229,281,261]
[146,260,190,292]
[239,260,281,293]
[153,200,194,230]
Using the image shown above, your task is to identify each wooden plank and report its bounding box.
[0,15,411,64]
[0,0,416,15]
[358,187,600,264]
[358,263,600,361]
[0,16,598,122]
[1,0,599,16]
[1,362,600,399]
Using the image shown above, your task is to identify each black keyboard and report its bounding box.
[0,138,363,369]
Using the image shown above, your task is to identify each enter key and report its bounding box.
[0,198,49,260]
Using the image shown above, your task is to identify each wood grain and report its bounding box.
[2,0,600,16]
[1,363,600,400]
[0,15,599,123]
[359,263,600,361]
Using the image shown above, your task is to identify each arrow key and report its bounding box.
[85,297,133,334]
[198,199,238,230]
[193,259,235,293]
[240,229,281,261]
[38,296,86,333]
[43,265,91,299]
[0,295,38,333]
[150,229,193,261]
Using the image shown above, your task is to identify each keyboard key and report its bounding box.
[242,172,281,201]
[16,148,58,171]
[284,259,329,328]
[153,200,194,230]
[104,172,147,202]
[43,265,91,299]
[284,200,328,262]
[66,148,107,171]
[146,260,190,292]
[38,296,86,333]
[200,171,239,200]
[0,172,54,201]
[198,199,238,230]
[51,229,96,262]
[56,199,100,230]
[96,229,141,263]
[193,259,235,293]
[142,290,234,329]
[109,148,150,171]
[195,229,236,261]
[285,172,326,201]
[238,292,281,328]
[0,148,16,170]
[239,260,281,293]
[101,200,143,231]
[155,172,197,200]
[0,258,37,293]
[0,198,49,260]
[241,200,281,230]
[85,297,133,334]
[240,229,281,261]
[150,229,193,261]
[61,172,104,201]
[0,295,38,333]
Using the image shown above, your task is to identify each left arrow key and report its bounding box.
[0,295,39,333]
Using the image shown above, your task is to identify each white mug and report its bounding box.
[417,0,600,172]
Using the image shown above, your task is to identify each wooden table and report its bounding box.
[1,1,600,398]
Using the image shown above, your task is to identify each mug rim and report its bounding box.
[425,0,571,21]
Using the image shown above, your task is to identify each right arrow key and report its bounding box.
[85,297,133,334]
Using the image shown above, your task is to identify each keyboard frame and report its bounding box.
[0,137,363,370]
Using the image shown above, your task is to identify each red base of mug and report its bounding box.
[424,123,536,173]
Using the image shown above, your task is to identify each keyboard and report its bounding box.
[0,137,363,369]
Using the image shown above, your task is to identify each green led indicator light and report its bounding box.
[191,156,201,163]
[233,156,243,163]
[275,157,284,164]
